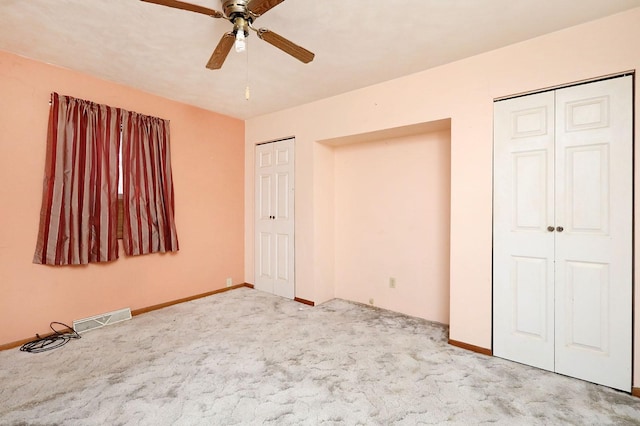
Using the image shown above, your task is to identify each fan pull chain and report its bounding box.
[245,37,250,101]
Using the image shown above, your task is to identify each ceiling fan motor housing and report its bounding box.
[223,0,251,36]
[222,0,250,19]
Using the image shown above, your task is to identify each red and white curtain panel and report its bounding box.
[121,112,179,256]
[33,93,178,265]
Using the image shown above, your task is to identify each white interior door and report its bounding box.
[493,91,556,372]
[493,76,632,392]
[554,77,632,391]
[255,138,295,299]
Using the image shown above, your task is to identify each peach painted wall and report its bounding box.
[332,130,451,324]
[0,50,244,346]
[245,8,640,387]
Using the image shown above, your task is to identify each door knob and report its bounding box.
[557,226,564,232]
[547,226,555,232]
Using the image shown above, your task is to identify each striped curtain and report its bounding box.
[33,93,122,265]
[121,111,179,256]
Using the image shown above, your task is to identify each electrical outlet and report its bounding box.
[226,277,233,287]
[369,298,374,305]
[389,277,396,288]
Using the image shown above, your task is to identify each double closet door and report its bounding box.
[493,76,632,392]
[254,138,295,299]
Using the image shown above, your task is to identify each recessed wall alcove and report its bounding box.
[316,119,452,324]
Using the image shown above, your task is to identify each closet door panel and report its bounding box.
[554,76,632,391]
[493,92,555,371]
[254,139,296,299]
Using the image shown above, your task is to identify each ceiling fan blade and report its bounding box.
[206,32,235,70]
[247,0,284,16]
[140,0,223,18]
[257,29,314,64]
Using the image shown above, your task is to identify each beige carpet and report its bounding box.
[0,287,639,425]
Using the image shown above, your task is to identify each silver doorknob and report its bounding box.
[547,226,555,232]
[557,226,564,232]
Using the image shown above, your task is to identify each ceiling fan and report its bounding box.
[141,0,315,70]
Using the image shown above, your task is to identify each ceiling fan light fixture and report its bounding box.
[235,30,246,52]
[233,17,249,53]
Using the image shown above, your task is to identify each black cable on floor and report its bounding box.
[20,322,81,353]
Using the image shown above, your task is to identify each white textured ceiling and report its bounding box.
[1,0,639,119]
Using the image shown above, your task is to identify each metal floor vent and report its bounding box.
[73,308,132,334]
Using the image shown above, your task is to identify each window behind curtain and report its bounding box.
[117,130,124,239]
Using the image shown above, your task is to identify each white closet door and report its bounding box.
[554,76,632,391]
[493,91,556,372]
[493,76,632,392]
[255,139,295,299]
